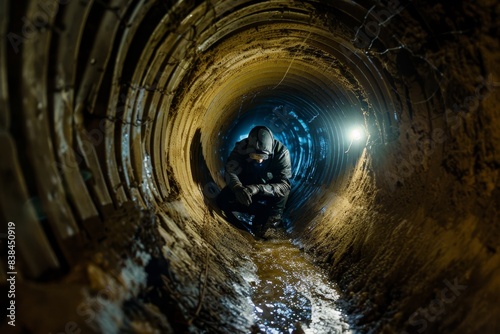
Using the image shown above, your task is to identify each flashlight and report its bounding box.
[345,126,365,153]
[350,128,364,141]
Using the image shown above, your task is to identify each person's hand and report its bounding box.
[234,186,252,206]
[246,185,260,195]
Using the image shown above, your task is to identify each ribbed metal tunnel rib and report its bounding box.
[163,0,400,221]
[1,0,499,333]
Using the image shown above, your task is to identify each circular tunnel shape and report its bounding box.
[121,0,408,223]
[3,0,499,333]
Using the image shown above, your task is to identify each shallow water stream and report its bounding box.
[248,229,352,334]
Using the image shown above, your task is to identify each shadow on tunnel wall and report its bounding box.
[190,128,220,209]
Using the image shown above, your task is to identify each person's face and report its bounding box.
[249,152,268,164]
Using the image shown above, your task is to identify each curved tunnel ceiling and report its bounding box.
[3,0,444,272]
[87,0,419,219]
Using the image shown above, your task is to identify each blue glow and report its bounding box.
[216,94,365,213]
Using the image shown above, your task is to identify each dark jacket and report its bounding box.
[224,138,292,197]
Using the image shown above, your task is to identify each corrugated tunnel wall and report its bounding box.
[0,0,499,333]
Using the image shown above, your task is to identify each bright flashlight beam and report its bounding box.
[350,127,364,141]
[345,127,365,154]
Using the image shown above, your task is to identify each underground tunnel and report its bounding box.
[1,0,499,333]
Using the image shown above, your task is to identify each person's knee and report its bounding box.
[270,195,288,207]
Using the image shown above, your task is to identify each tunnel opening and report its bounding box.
[1,0,499,333]
[203,89,367,219]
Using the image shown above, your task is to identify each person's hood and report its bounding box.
[247,126,274,155]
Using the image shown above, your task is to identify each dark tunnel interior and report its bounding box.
[212,91,366,214]
[0,0,499,333]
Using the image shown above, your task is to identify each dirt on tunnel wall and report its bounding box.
[295,4,500,332]
[0,0,499,333]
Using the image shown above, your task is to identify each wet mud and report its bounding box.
[249,229,352,334]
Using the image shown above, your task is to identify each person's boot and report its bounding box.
[267,215,283,228]
[251,215,266,239]
[257,215,282,239]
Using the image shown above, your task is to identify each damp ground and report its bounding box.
[247,228,352,334]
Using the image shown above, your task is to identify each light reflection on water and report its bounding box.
[249,229,352,334]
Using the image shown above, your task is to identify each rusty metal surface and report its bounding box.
[20,1,80,242]
[0,132,59,277]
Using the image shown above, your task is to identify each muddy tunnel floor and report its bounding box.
[1,0,500,333]
[248,229,352,334]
